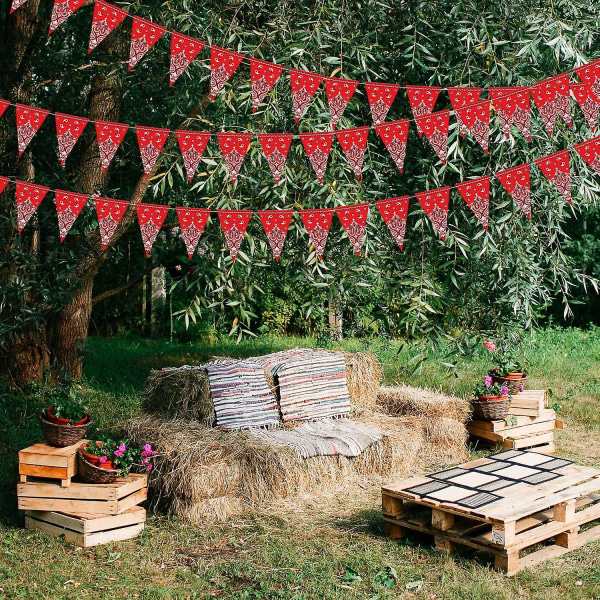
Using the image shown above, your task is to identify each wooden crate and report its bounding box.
[25,506,146,547]
[382,454,600,575]
[18,441,86,487]
[508,390,547,417]
[18,474,147,515]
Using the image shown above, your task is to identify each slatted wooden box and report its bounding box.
[19,441,86,487]
[24,506,146,547]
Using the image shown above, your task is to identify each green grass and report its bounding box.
[1,327,599,599]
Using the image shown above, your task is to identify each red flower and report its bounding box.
[483,341,497,352]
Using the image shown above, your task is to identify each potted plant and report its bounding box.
[40,386,91,447]
[471,376,511,421]
[483,341,528,394]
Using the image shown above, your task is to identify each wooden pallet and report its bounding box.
[18,441,86,487]
[507,390,547,417]
[24,506,146,547]
[17,474,147,515]
[382,454,600,575]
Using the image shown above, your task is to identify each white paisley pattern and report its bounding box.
[98,137,120,172]
[307,148,329,182]
[428,205,448,240]
[140,143,161,176]
[49,0,76,33]
[88,19,111,52]
[180,223,202,258]
[265,226,287,261]
[343,220,366,255]
[551,169,572,203]
[181,146,202,182]
[17,121,37,155]
[427,127,448,163]
[17,199,36,232]
[511,183,531,217]
[129,38,150,70]
[265,148,286,184]
[292,88,314,121]
[57,206,77,241]
[251,77,272,112]
[308,224,329,259]
[98,213,120,248]
[369,98,390,125]
[139,220,160,255]
[170,52,191,85]
[223,225,245,261]
[210,65,231,99]
[223,148,245,183]
[57,129,78,166]
[386,213,407,248]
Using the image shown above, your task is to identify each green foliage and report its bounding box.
[83,437,156,476]
[472,379,509,398]
[45,386,88,423]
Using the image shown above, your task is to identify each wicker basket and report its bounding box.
[78,450,120,484]
[471,397,511,421]
[489,370,528,394]
[39,412,91,447]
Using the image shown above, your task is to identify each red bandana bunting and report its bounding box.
[455,176,490,230]
[447,87,482,136]
[169,32,205,86]
[136,204,170,256]
[336,204,369,256]
[323,77,359,129]
[10,0,28,13]
[534,149,572,204]
[135,126,170,177]
[574,135,600,175]
[300,132,335,183]
[217,209,252,262]
[364,82,401,125]
[176,131,210,183]
[95,120,128,172]
[415,110,450,164]
[88,0,128,54]
[290,69,323,122]
[257,133,293,185]
[489,87,531,141]
[575,58,600,97]
[95,197,129,249]
[406,86,442,137]
[55,190,88,241]
[250,58,284,113]
[49,0,87,34]
[570,82,600,132]
[0,177,9,195]
[55,113,89,166]
[217,133,252,184]
[258,209,293,262]
[415,186,450,241]
[176,207,210,258]
[210,46,244,100]
[496,164,531,218]
[375,196,410,249]
[129,17,166,71]
[0,100,9,118]
[454,99,491,153]
[336,127,369,180]
[15,181,49,233]
[375,120,409,173]
[531,73,572,136]
[16,104,49,156]
[299,208,334,260]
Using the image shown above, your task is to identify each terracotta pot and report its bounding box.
[477,394,509,402]
[80,442,103,465]
[46,407,88,426]
[503,372,525,380]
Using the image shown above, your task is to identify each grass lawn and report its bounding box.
[0,327,599,599]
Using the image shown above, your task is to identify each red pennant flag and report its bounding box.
[571,82,600,132]
[489,87,531,141]
[0,176,10,195]
[129,17,166,71]
[217,209,252,262]
[575,58,600,97]
[0,99,9,118]
[176,131,210,183]
[55,190,88,241]
[135,126,170,177]
[299,208,334,260]
[10,0,29,14]
[258,210,293,262]
[289,69,323,122]
[415,110,450,164]
[531,73,572,136]
[454,99,491,153]
[496,164,531,218]
[406,86,442,137]
[136,204,170,256]
[299,132,335,183]
[16,104,49,156]
[455,176,490,230]
[364,82,400,125]
[88,0,128,53]
[257,133,293,185]
[574,135,600,175]
[415,186,450,241]
[447,87,482,137]
[49,0,87,33]
[375,196,410,250]
[95,120,128,172]
[336,126,369,180]
[250,58,284,113]
[169,32,205,87]
[535,149,572,204]
[94,197,129,249]
[323,77,359,129]
[15,181,49,233]
[217,133,252,184]
[176,207,210,259]
[55,113,89,166]
[375,119,410,173]
[336,204,369,256]
[210,46,244,100]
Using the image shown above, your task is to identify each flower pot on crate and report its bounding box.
[39,412,91,448]
[79,443,116,470]
[78,449,119,484]
[489,370,528,394]
[46,407,88,427]
[471,395,510,421]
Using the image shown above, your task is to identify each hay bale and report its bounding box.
[377,384,471,423]
[341,352,382,410]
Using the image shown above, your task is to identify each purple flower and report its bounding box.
[484,376,493,387]
[519,384,524,392]
[146,464,153,472]
[99,456,107,464]
[118,443,126,453]
[114,449,124,458]
[501,386,509,396]
[143,444,152,454]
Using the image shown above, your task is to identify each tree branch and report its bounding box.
[92,261,157,306]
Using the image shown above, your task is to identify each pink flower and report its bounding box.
[501,386,509,396]
[519,384,524,392]
[99,456,107,463]
[483,341,497,352]
[143,444,152,454]
[146,464,153,472]
[118,443,126,453]
[484,376,493,387]
[114,449,124,458]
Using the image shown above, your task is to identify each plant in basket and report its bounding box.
[483,340,528,394]
[471,376,512,421]
[473,376,510,402]
[40,385,91,447]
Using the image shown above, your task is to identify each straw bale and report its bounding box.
[377,384,471,423]
[340,351,382,410]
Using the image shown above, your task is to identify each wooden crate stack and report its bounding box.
[468,390,564,453]
[18,440,147,547]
